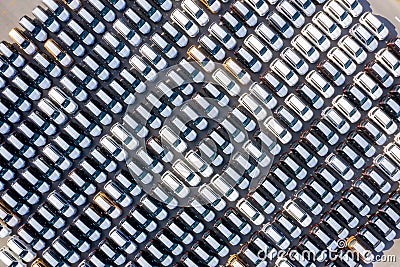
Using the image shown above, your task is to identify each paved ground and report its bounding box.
[0,0,399,266]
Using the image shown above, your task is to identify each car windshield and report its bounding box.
[307,46,315,56]
[281,22,289,32]
[211,44,220,54]
[238,70,246,78]
[244,11,253,20]
[185,20,193,30]
[286,70,294,80]
[350,0,358,9]
[256,0,264,8]
[233,21,243,31]
[249,57,257,66]
[222,33,231,43]
[366,35,374,45]
[377,24,384,33]
[344,59,351,68]
[329,24,337,33]
[201,57,210,67]
[260,46,268,55]
[292,11,300,20]
[393,62,400,70]
[340,11,348,21]
[302,0,311,8]
[270,34,278,44]
[318,35,326,45]
[207,0,216,4]
[355,48,362,57]
[296,59,304,69]
[333,71,340,80]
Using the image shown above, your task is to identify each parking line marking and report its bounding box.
[396,16,400,23]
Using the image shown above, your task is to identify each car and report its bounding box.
[384,143,400,167]
[332,95,361,123]
[109,227,137,254]
[150,33,178,59]
[317,60,345,86]
[270,165,297,191]
[337,142,365,169]
[220,12,247,38]
[231,1,258,27]
[47,192,76,218]
[171,9,199,38]
[112,19,141,47]
[93,192,122,219]
[376,48,400,77]
[270,59,299,86]
[276,0,305,28]
[324,0,352,28]
[162,22,188,48]
[381,96,400,122]
[200,0,221,13]
[260,72,288,97]
[124,8,151,35]
[349,23,378,52]
[152,0,172,11]
[359,119,387,145]
[339,0,363,17]
[296,83,324,109]
[312,11,341,41]
[44,39,73,68]
[181,104,208,130]
[281,47,309,75]
[182,0,209,26]
[249,82,277,109]
[243,34,272,63]
[368,107,397,135]
[327,47,356,75]
[0,42,25,68]
[237,198,265,225]
[296,189,322,215]
[283,200,312,227]
[7,236,36,263]
[348,131,375,157]
[353,72,382,101]
[264,116,292,144]
[267,12,294,39]
[353,178,380,205]
[209,22,237,50]
[360,12,388,40]
[239,93,267,121]
[67,19,95,46]
[305,70,334,98]
[32,6,60,33]
[343,84,372,112]
[298,236,326,262]
[18,16,47,42]
[8,28,37,56]
[244,0,269,16]
[301,23,331,52]
[276,105,303,132]
[188,46,215,72]
[262,223,290,250]
[235,46,262,73]
[161,172,190,198]
[0,247,25,267]
[52,237,80,264]
[199,35,225,61]
[87,0,116,22]
[285,94,313,121]
[136,0,162,23]
[338,35,367,64]
[223,57,251,85]
[368,215,396,241]
[291,0,316,16]
[321,213,349,239]
[358,227,385,253]
[225,208,252,235]
[363,167,391,194]
[305,177,333,203]
[291,34,320,63]
[365,60,394,88]
[255,22,284,51]
[98,240,126,265]
[291,141,318,168]
[326,153,354,180]
[387,37,400,57]
[57,31,85,57]
[274,212,301,238]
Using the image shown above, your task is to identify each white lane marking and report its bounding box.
[396,16,400,23]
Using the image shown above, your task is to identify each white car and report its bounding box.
[129,55,157,82]
[291,34,320,63]
[171,9,199,38]
[264,116,292,144]
[113,19,141,47]
[110,123,138,150]
[360,12,389,40]
[255,23,283,51]
[185,151,213,178]
[44,39,73,67]
[162,172,190,199]
[182,0,209,26]
[324,0,352,28]
[376,48,400,77]
[339,0,363,17]
[244,34,272,63]
[244,0,269,16]
[48,87,77,114]
[312,11,341,40]
[270,59,299,86]
[332,95,361,123]
[8,29,36,55]
[283,200,312,227]
[327,47,356,75]
[349,23,378,52]
[199,35,225,61]
[236,198,265,225]
[338,35,367,64]
[368,107,397,135]
[209,22,236,50]
[285,93,313,121]
[322,107,350,134]
[124,8,151,34]
[239,93,267,121]
[276,0,305,28]
[353,72,383,100]
[139,43,168,71]
[159,126,187,153]
[280,47,309,75]
[301,23,331,52]
[7,236,36,263]
[305,70,334,98]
